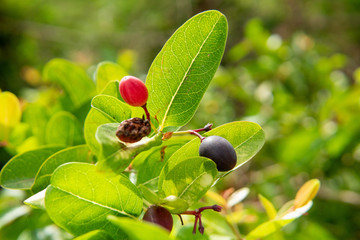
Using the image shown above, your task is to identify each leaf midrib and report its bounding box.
[51,185,133,217]
[160,14,222,130]
[178,171,208,199]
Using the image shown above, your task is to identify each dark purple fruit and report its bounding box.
[199,135,237,171]
[143,205,173,232]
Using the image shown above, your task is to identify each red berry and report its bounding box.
[119,76,148,107]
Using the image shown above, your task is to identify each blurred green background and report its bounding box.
[1,0,360,239]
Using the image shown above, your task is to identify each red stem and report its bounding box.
[189,131,206,142]
[141,103,151,120]
[192,123,212,133]
[179,205,222,235]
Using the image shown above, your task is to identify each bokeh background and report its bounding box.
[1,0,360,239]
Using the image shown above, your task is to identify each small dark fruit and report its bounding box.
[199,135,237,171]
[143,205,173,232]
[119,76,148,107]
[116,117,151,143]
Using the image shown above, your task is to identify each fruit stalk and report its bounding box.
[141,103,151,120]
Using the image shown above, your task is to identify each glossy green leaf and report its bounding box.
[100,80,121,98]
[84,94,131,157]
[158,156,218,214]
[259,194,277,220]
[0,91,21,141]
[108,215,174,240]
[73,230,113,240]
[201,209,235,237]
[31,145,93,193]
[176,225,210,240]
[45,162,142,238]
[0,146,63,190]
[146,10,228,130]
[138,184,162,205]
[95,61,127,93]
[168,121,265,178]
[43,58,95,108]
[95,123,162,173]
[134,141,188,185]
[45,111,84,146]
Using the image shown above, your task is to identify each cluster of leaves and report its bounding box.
[0,11,321,240]
[187,18,360,239]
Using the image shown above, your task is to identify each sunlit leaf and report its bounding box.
[167,121,265,179]
[45,111,84,146]
[73,230,113,240]
[294,179,320,209]
[23,103,49,145]
[0,91,21,141]
[108,216,174,240]
[0,146,64,190]
[95,123,162,174]
[84,94,131,157]
[246,219,293,240]
[258,194,277,220]
[31,145,93,193]
[43,58,95,108]
[24,189,46,210]
[158,157,218,214]
[176,225,210,240]
[45,162,142,238]
[146,10,228,130]
[95,61,127,93]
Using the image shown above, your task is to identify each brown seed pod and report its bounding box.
[116,117,151,143]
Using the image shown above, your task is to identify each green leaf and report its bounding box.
[134,141,188,185]
[84,94,131,157]
[73,230,113,240]
[138,183,162,205]
[158,157,218,214]
[95,123,162,174]
[95,61,127,93]
[0,146,64,190]
[23,103,49,145]
[100,80,121,98]
[45,111,84,146]
[146,10,228,130]
[31,145,93,193]
[168,121,265,178]
[45,162,142,238]
[43,58,96,108]
[176,225,210,240]
[201,208,235,237]
[0,91,21,141]
[259,194,277,220]
[108,215,174,240]
[245,219,293,240]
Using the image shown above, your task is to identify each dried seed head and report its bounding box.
[116,117,151,143]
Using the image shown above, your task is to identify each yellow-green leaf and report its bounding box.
[294,179,320,209]
[259,194,277,220]
[95,61,127,93]
[246,219,293,240]
[0,91,21,141]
